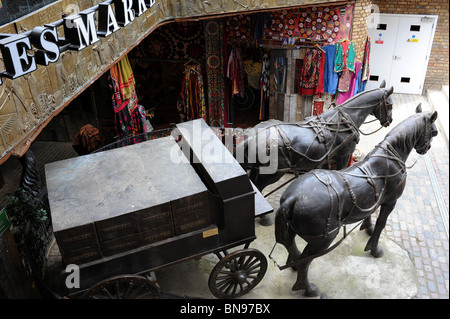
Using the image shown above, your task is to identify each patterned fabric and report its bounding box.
[313,100,325,116]
[72,124,103,155]
[334,40,356,73]
[259,52,270,120]
[178,64,207,122]
[109,67,145,146]
[224,4,354,44]
[227,47,245,97]
[132,22,205,61]
[337,69,352,93]
[115,55,136,100]
[205,20,226,127]
[299,48,325,95]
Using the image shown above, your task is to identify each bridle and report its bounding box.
[359,90,393,135]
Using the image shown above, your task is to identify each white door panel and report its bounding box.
[366,14,437,94]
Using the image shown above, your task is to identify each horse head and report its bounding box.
[372,81,394,127]
[414,103,438,155]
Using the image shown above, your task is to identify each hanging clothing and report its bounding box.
[109,64,145,146]
[178,64,207,122]
[115,55,136,101]
[354,64,363,95]
[337,69,352,93]
[322,45,339,94]
[334,40,356,73]
[273,57,287,92]
[299,48,325,96]
[312,100,324,116]
[227,47,245,97]
[259,52,270,120]
[362,36,371,82]
[337,61,362,105]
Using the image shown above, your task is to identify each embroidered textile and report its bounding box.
[132,22,205,61]
[109,68,145,146]
[224,4,353,44]
[337,69,352,93]
[205,20,226,127]
[334,40,355,73]
[299,48,325,96]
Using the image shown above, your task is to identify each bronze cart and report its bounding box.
[45,119,272,299]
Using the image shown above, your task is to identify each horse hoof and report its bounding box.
[259,215,273,226]
[365,225,375,236]
[371,246,384,258]
[305,283,320,297]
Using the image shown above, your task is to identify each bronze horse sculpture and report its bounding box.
[236,82,394,197]
[274,105,438,297]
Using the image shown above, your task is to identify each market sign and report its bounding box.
[0,208,11,237]
[0,0,156,85]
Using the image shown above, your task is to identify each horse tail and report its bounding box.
[274,197,295,245]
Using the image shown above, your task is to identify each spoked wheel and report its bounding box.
[81,275,160,299]
[208,248,267,299]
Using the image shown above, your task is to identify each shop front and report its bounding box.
[0,0,374,164]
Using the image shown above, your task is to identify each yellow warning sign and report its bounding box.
[407,39,420,43]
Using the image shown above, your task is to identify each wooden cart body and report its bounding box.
[45,119,272,298]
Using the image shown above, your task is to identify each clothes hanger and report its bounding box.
[184,58,200,66]
[313,43,325,52]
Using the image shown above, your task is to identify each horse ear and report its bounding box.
[380,80,386,88]
[387,86,394,95]
[415,103,422,113]
[430,111,438,123]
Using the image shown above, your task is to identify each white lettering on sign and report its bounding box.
[0,0,157,84]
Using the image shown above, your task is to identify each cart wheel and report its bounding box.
[208,248,267,299]
[81,275,160,299]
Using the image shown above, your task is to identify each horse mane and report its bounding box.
[338,87,383,109]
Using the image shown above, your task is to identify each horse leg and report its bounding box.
[292,238,335,297]
[360,216,375,236]
[253,171,287,226]
[274,208,301,266]
[364,202,396,258]
[334,153,351,170]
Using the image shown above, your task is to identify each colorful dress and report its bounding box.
[299,48,325,96]
[177,64,206,122]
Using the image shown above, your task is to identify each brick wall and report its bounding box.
[372,0,449,90]
[351,0,374,61]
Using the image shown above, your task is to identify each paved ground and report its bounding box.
[0,93,448,299]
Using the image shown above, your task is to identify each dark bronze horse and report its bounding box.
[236,82,394,195]
[274,105,438,297]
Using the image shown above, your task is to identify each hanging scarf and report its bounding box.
[116,55,136,101]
